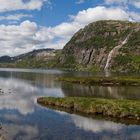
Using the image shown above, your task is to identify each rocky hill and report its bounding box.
[0,49,57,68]
[13,48,56,61]
[0,56,12,63]
[58,20,140,72]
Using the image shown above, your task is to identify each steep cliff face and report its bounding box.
[59,20,140,72]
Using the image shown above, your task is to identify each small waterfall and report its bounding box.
[104,35,130,70]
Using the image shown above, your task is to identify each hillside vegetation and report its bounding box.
[37,97,140,123]
[0,20,139,72]
[56,20,140,72]
[0,49,59,68]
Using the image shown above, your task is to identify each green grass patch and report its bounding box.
[37,97,140,122]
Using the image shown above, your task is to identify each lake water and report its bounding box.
[0,68,139,140]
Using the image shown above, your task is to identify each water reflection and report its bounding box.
[1,124,38,140]
[71,114,124,132]
[0,107,139,140]
[0,69,138,139]
[0,77,64,115]
[48,109,140,140]
[0,68,64,75]
[61,83,140,99]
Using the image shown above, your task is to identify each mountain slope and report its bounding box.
[0,56,12,63]
[58,20,140,72]
[13,48,55,61]
[0,49,57,68]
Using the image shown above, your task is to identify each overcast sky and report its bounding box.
[0,0,139,56]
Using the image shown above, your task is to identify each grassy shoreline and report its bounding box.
[58,76,140,86]
[37,97,140,123]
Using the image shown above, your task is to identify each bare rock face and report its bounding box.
[59,20,140,72]
[74,47,107,68]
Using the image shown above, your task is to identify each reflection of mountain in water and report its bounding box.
[0,69,139,140]
[61,83,140,100]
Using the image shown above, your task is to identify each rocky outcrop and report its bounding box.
[59,20,140,72]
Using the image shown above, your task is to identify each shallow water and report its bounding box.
[0,68,139,140]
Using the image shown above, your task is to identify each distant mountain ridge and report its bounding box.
[0,48,59,68]
[0,48,56,63]
[0,56,12,63]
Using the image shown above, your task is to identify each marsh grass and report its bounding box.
[37,97,140,122]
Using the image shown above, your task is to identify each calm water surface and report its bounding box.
[0,68,139,140]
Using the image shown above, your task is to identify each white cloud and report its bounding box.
[76,0,85,4]
[0,20,49,56]
[133,1,140,8]
[46,6,129,41]
[105,0,140,9]
[0,13,32,21]
[0,0,49,12]
[43,6,130,48]
[71,6,129,24]
[0,6,139,56]
[130,11,140,21]
[105,0,128,5]
[50,6,139,43]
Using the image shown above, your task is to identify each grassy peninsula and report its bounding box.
[59,76,140,86]
[38,76,140,123]
[37,97,140,123]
